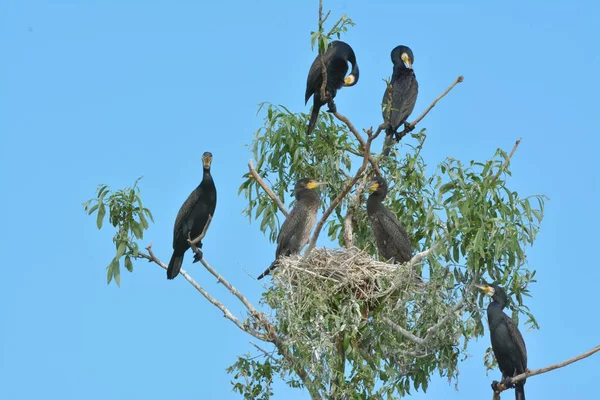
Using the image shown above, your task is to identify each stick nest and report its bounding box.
[273,247,422,301]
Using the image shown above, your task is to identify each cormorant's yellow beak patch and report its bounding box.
[368,182,380,192]
[401,53,412,70]
[475,284,495,297]
[307,181,326,189]
[344,74,356,86]
[202,152,213,168]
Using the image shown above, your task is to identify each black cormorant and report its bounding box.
[257,178,325,280]
[167,152,217,280]
[305,40,359,135]
[366,176,411,263]
[382,45,418,156]
[477,284,527,400]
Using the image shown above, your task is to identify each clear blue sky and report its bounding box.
[1,0,599,398]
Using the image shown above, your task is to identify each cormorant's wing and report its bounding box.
[173,187,202,248]
[305,56,323,104]
[372,206,411,262]
[503,314,528,368]
[276,205,302,257]
[388,74,419,130]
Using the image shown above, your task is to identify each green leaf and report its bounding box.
[125,256,133,272]
[97,204,106,230]
[116,241,127,258]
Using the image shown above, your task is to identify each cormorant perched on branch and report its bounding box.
[382,45,418,156]
[257,178,325,280]
[477,284,527,400]
[305,40,359,135]
[366,176,411,263]
[167,152,217,280]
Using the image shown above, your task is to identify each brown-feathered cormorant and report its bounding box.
[382,45,418,156]
[257,178,325,280]
[477,284,527,400]
[366,176,411,263]
[305,40,359,135]
[167,152,217,280]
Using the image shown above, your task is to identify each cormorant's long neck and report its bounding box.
[486,301,506,326]
[392,64,412,79]
[366,193,385,214]
[297,191,320,208]
[201,168,213,186]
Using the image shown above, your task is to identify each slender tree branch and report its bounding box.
[389,75,464,149]
[248,160,289,217]
[139,244,266,341]
[493,138,522,181]
[492,344,600,394]
[333,111,382,176]
[407,234,449,269]
[306,122,379,253]
[343,173,369,248]
[140,243,321,398]
[318,0,328,104]
[384,317,425,345]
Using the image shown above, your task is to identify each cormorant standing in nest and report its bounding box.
[477,284,527,400]
[382,45,418,156]
[305,40,359,135]
[167,152,217,280]
[257,178,325,280]
[366,176,411,263]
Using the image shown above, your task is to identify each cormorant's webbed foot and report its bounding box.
[326,100,337,113]
[192,248,203,263]
[500,376,515,389]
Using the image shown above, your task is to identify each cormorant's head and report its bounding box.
[202,152,213,170]
[328,40,358,87]
[475,284,508,306]
[294,178,326,197]
[367,175,389,197]
[391,45,414,70]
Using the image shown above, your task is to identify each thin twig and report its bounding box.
[493,138,522,181]
[493,344,600,393]
[393,75,464,144]
[248,160,289,217]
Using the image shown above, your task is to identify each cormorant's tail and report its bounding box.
[167,252,184,280]
[382,128,395,156]
[257,260,277,280]
[307,105,320,135]
[515,383,525,400]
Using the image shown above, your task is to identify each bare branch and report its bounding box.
[333,111,382,176]
[343,173,369,248]
[190,214,212,246]
[407,234,449,269]
[493,344,600,394]
[248,160,289,217]
[390,75,464,149]
[493,138,522,181]
[384,317,425,345]
[139,244,266,341]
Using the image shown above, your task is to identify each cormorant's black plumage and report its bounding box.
[366,176,411,263]
[257,179,323,280]
[382,45,418,156]
[167,152,217,280]
[479,284,527,400]
[305,40,359,135]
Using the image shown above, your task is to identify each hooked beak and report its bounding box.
[475,284,495,297]
[307,181,327,189]
[367,181,380,192]
[344,74,356,86]
[401,53,412,70]
[202,152,213,169]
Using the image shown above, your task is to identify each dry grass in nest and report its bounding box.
[273,247,422,301]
